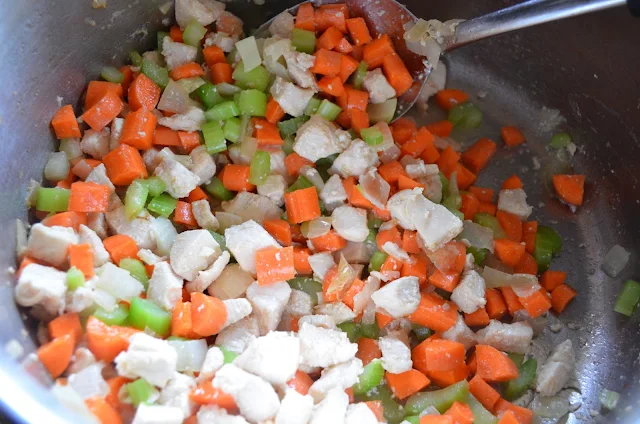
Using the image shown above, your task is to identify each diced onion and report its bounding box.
[208,263,254,299]
[326,254,356,297]
[483,266,541,297]
[235,36,262,72]
[44,151,70,182]
[239,137,259,163]
[459,221,494,252]
[151,216,178,256]
[427,244,460,273]
[531,395,571,419]
[158,80,194,114]
[262,37,291,79]
[93,289,117,312]
[215,212,243,231]
[434,135,462,151]
[602,244,630,277]
[158,1,172,14]
[367,98,397,124]
[299,165,325,190]
[176,76,206,94]
[217,82,242,97]
[159,148,193,169]
[483,254,514,274]
[353,276,381,314]
[168,339,208,372]
[378,143,401,164]
[96,263,143,301]
[301,217,332,239]
[360,169,391,209]
[60,138,83,161]
[68,363,109,400]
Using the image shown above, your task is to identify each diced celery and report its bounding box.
[129,51,143,67]
[368,98,397,124]
[223,117,242,143]
[208,231,227,252]
[202,121,227,154]
[287,175,313,192]
[238,114,253,142]
[352,61,368,90]
[167,336,188,341]
[404,416,420,424]
[278,116,310,138]
[369,251,388,272]
[141,59,169,89]
[449,102,483,129]
[368,217,383,230]
[304,97,322,116]
[365,229,377,246]
[359,323,380,339]
[439,172,450,197]
[238,89,268,117]
[183,21,207,47]
[614,280,640,317]
[316,99,342,121]
[125,180,149,220]
[360,127,384,146]
[127,378,158,407]
[505,358,537,400]
[128,297,171,337]
[93,304,130,326]
[235,36,262,72]
[405,380,470,415]
[283,136,295,155]
[205,100,240,121]
[147,193,178,218]
[473,212,507,239]
[355,384,404,423]
[36,187,70,212]
[249,151,271,185]
[157,31,169,49]
[100,66,124,84]
[337,321,361,343]
[220,346,238,364]
[195,83,227,109]
[411,323,433,342]
[465,394,498,424]
[59,138,82,161]
[507,352,525,367]
[600,389,620,410]
[291,28,316,54]
[119,258,150,287]
[232,62,270,92]
[533,241,553,272]
[352,359,384,395]
[66,267,85,291]
[205,177,235,201]
[287,277,323,304]
[549,132,572,149]
[144,176,166,197]
[537,225,562,254]
[467,246,489,266]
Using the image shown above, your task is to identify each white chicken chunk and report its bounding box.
[245,281,291,335]
[275,389,314,424]
[26,224,78,267]
[214,315,260,354]
[158,372,196,418]
[222,298,252,329]
[197,347,225,382]
[309,357,363,402]
[330,140,379,178]
[363,68,396,104]
[204,31,238,53]
[320,174,348,211]
[224,220,280,274]
[293,115,344,162]
[154,158,200,199]
[197,405,249,424]
[450,270,486,314]
[284,51,318,90]
[536,339,574,396]
[95,262,144,302]
[115,333,177,388]
[476,320,533,354]
[87,212,108,239]
[78,224,110,267]
[15,264,67,317]
[379,336,412,374]
[257,175,287,207]
[175,0,225,28]
[191,199,219,231]
[222,192,282,225]
[185,251,231,293]
[68,347,97,375]
[371,276,420,318]
[270,76,315,117]
[269,12,295,38]
[331,206,369,242]
[147,261,184,311]
[80,128,111,159]
[158,106,206,132]
[105,206,156,250]
[345,403,379,424]
[110,118,124,149]
[190,146,216,185]
[309,388,349,424]
[298,314,337,330]
[132,403,184,424]
[170,230,220,281]
[234,331,300,385]
[497,189,533,220]
[441,315,477,350]
[314,302,357,325]
[298,322,357,368]
[162,37,198,71]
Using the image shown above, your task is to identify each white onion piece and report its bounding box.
[215,212,243,231]
[301,217,332,239]
[176,76,206,94]
[168,339,208,372]
[68,363,109,400]
[459,221,495,252]
[95,263,144,301]
[239,137,258,163]
[51,384,99,424]
[427,244,460,273]
[151,216,178,256]
[93,289,117,312]
[367,98,398,125]
[60,138,83,161]
[299,165,325,190]
[217,82,241,97]
[434,135,462,152]
[159,148,193,169]
[353,276,381,314]
[236,36,262,72]
[407,37,442,68]
[158,80,194,114]
[483,254,514,274]
[483,266,540,294]
[361,299,377,325]
[208,263,254,299]
[326,254,355,297]
[262,37,291,79]
[602,244,630,277]
[378,143,402,164]
[531,395,570,419]
[359,168,391,209]
[44,151,70,182]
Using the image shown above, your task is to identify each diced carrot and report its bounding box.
[497,411,521,424]
[315,4,349,33]
[382,53,413,96]
[190,292,228,337]
[522,221,537,254]
[494,239,526,268]
[68,181,110,213]
[335,37,353,54]
[286,370,314,396]
[363,34,395,68]
[121,108,157,150]
[343,177,375,209]
[500,287,524,315]
[514,252,538,275]
[86,316,140,363]
[256,246,296,285]
[321,266,342,303]
[102,143,148,185]
[120,66,134,93]
[380,255,403,273]
[475,345,519,382]
[295,2,315,31]
[318,26,343,51]
[486,288,507,320]
[285,186,321,224]
[469,375,501,413]
[461,138,497,173]
[402,230,421,254]
[265,96,285,124]
[190,381,237,409]
[263,219,292,246]
[464,307,490,327]
[445,401,474,424]
[68,244,94,278]
[412,339,466,372]
[342,278,366,310]
[460,192,480,220]
[346,17,372,45]
[169,25,183,42]
[85,81,124,110]
[339,54,359,83]
[337,85,369,111]
[49,313,83,342]
[203,45,226,67]
[211,62,233,84]
[81,90,123,131]
[407,293,458,332]
[312,49,343,76]
[519,289,552,318]
[477,202,497,216]
[425,120,454,137]
[435,89,469,111]
[390,117,417,144]
[318,75,345,97]
[552,174,585,206]
[356,338,382,366]
[284,153,314,177]
[376,226,402,250]
[496,210,523,242]
[71,158,101,179]
[170,62,205,80]
[501,126,526,147]
[350,109,370,133]
[171,300,199,339]
[454,163,476,190]
[41,211,87,231]
[467,352,477,376]
[378,160,407,184]
[310,230,347,252]
[549,284,576,314]
[426,364,470,388]
[106,376,131,409]
[85,397,123,424]
[174,201,197,227]
[128,74,161,111]
[401,127,434,158]
[386,369,430,400]
[153,126,181,147]
[373,205,392,221]
[365,401,385,422]
[177,131,201,153]
[429,270,461,292]
[494,399,533,424]
[185,186,207,203]
[540,270,567,292]
[401,253,428,283]
[469,186,494,203]
[420,415,455,424]
[51,105,82,139]
[436,146,461,178]
[502,174,523,190]
[222,164,255,192]
[293,247,312,275]
[376,311,394,329]
[103,234,138,265]
[253,118,284,146]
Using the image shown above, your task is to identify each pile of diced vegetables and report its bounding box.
[14,0,639,423]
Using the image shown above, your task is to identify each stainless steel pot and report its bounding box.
[0,0,638,422]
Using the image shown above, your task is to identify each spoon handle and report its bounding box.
[446,0,626,51]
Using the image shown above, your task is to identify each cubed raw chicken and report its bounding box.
[309,388,349,424]
[15,264,67,317]
[169,229,220,281]
[158,106,206,132]
[26,224,78,267]
[162,37,198,71]
[363,69,396,104]
[245,281,291,335]
[270,76,315,117]
[450,270,486,314]
[497,189,533,220]
[224,220,280,274]
[331,205,369,242]
[330,140,379,178]
[214,315,260,354]
[320,175,348,211]
[309,357,363,402]
[536,339,574,396]
[476,320,533,354]
[115,333,177,388]
[147,261,184,311]
[371,276,421,318]
[298,322,357,368]
[131,403,185,424]
[154,158,200,199]
[441,315,477,350]
[379,335,412,374]
[221,192,282,225]
[80,128,111,159]
[294,115,345,162]
[158,372,196,418]
[284,51,318,90]
[78,224,110,267]
[234,331,300,385]
[275,389,314,424]
[175,0,225,28]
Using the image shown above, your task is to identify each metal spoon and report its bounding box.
[256,0,633,121]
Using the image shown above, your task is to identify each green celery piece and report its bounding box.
[177,76,206,94]
[504,358,537,400]
[183,21,207,47]
[359,323,380,339]
[537,225,562,254]
[125,179,149,220]
[93,304,130,326]
[202,121,227,154]
[144,176,166,197]
[141,59,169,89]
[157,31,169,49]
[369,251,388,272]
[473,212,507,239]
[337,321,361,343]
[465,394,498,424]
[316,99,342,121]
[205,100,240,121]
[600,389,620,410]
[452,209,465,220]
[287,277,322,304]
[129,51,143,67]
[249,151,271,185]
[287,175,313,192]
[238,89,268,117]
[205,177,235,201]
[614,280,640,316]
[448,102,483,129]
[365,229,377,246]
[352,359,384,395]
[167,336,188,341]
[304,97,322,116]
[467,246,489,266]
[128,297,171,337]
[533,236,554,272]
[220,346,238,364]
[352,61,368,90]
[367,98,397,124]
[411,324,433,342]
[147,193,178,218]
[405,380,470,415]
[223,117,242,143]
[291,28,316,54]
[368,216,383,230]
[361,127,384,146]
[207,231,227,252]
[66,267,85,291]
[439,172,450,199]
[127,378,158,407]
[101,66,124,84]
[283,135,295,155]
[355,384,404,423]
[119,258,150,287]
[278,116,310,138]
[403,416,420,424]
[36,187,70,212]
[232,62,270,92]
[507,352,525,367]
[195,83,227,109]
[549,132,572,149]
